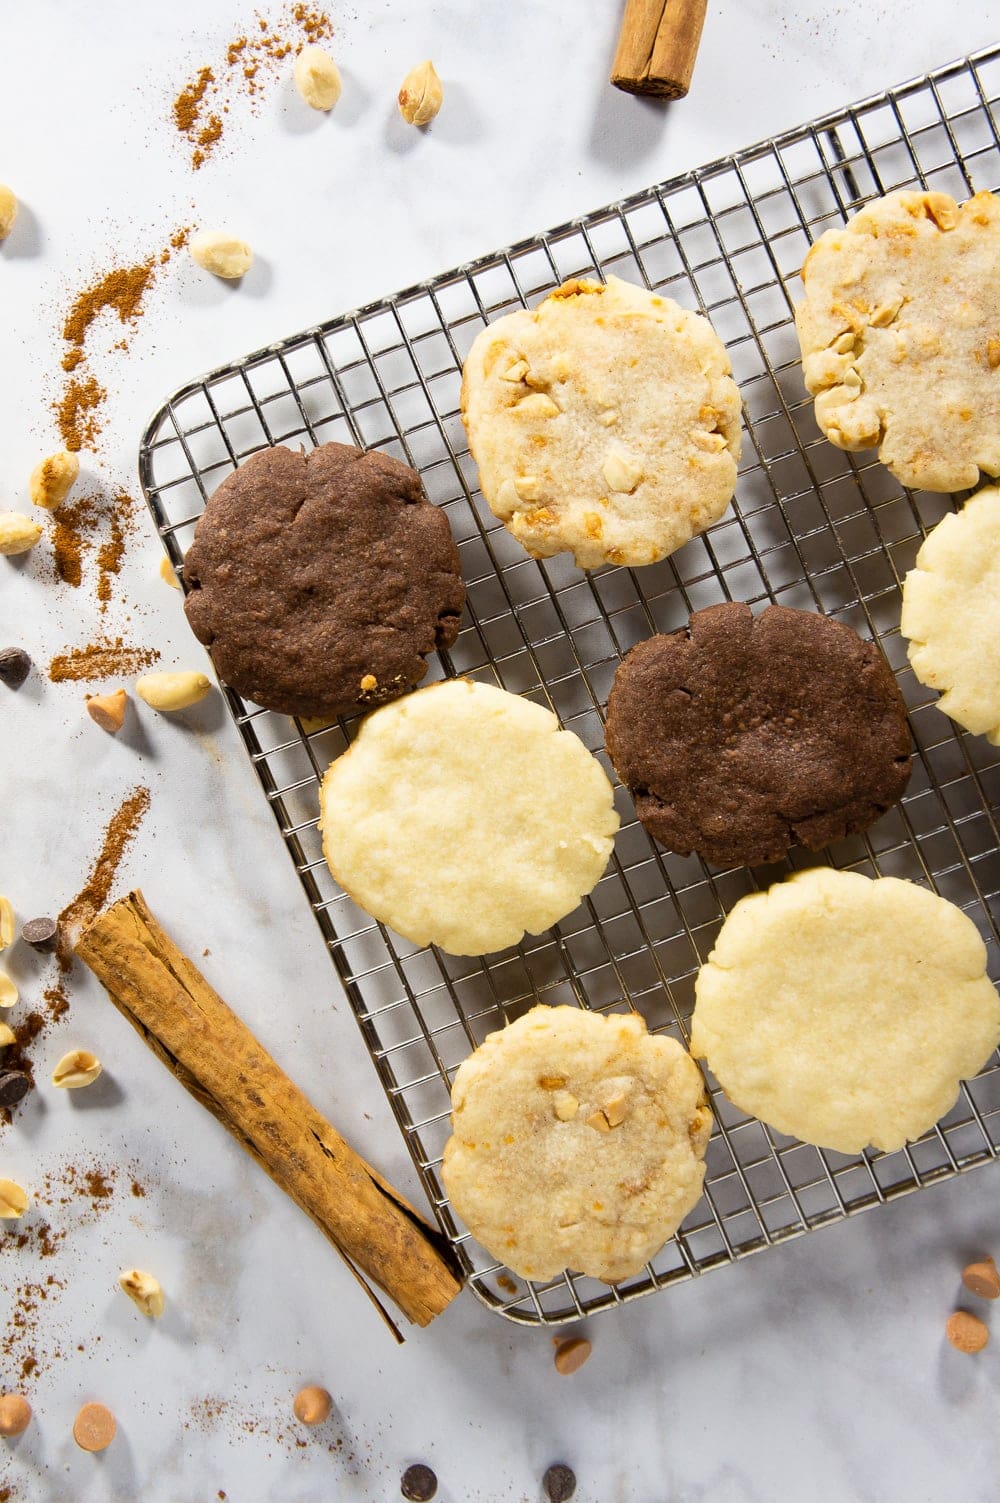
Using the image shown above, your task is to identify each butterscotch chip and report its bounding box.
[796,189,1000,491]
[945,1310,989,1353]
[461,275,741,569]
[962,1257,1000,1300]
[86,688,128,734]
[0,1393,32,1437]
[73,1401,117,1452]
[292,1385,332,1425]
[553,1336,592,1375]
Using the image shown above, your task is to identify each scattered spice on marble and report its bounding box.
[50,490,138,610]
[171,4,334,169]
[48,638,159,683]
[130,1177,146,1198]
[57,785,151,963]
[62,260,157,373]
[54,373,107,453]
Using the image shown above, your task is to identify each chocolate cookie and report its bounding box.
[183,443,465,720]
[605,602,912,867]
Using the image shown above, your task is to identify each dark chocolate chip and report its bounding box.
[21,917,59,953]
[0,647,31,690]
[400,1463,438,1501]
[0,1072,31,1108]
[543,1464,577,1503]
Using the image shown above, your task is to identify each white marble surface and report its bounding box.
[1,2,999,1500]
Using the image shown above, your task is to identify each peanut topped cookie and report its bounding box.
[604,602,911,867]
[183,442,465,721]
[442,1005,712,1283]
[795,189,1000,492]
[901,484,1000,743]
[690,868,1000,1155]
[318,680,619,956]
[460,275,741,569]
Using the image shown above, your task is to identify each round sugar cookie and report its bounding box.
[460,275,741,570]
[184,442,465,721]
[900,485,1000,743]
[605,602,912,867]
[795,189,1000,492]
[441,1005,712,1283]
[690,868,1000,1155]
[318,680,619,955]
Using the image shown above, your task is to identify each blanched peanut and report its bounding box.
[190,231,253,280]
[0,1179,28,1218]
[0,897,13,950]
[30,450,79,510]
[135,671,211,712]
[0,185,17,240]
[397,61,443,126]
[118,1268,165,1317]
[52,1050,103,1089]
[0,514,43,555]
[294,45,342,109]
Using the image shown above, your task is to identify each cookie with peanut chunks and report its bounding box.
[460,275,741,570]
[795,189,1000,491]
[690,868,1000,1155]
[318,680,619,956]
[183,442,465,721]
[900,484,1000,743]
[442,1004,712,1283]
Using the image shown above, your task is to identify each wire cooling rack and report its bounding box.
[140,47,1000,1326]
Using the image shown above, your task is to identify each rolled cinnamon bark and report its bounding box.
[611,0,708,99]
[76,891,462,1338]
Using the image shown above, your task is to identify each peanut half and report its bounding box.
[159,554,181,589]
[294,45,342,110]
[0,185,17,240]
[0,897,14,950]
[398,60,443,126]
[0,973,18,1009]
[135,671,211,712]
[118,1268,165,1318]
[0,514,43,556]
[190,231,253,280]
[30,450,80,510]
[52,1050,103,1089]
[0,1179,28,1219]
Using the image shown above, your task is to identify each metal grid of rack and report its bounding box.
[139,47,1000,1326]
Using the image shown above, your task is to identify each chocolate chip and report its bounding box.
[543,1464,577,1503]
[0,1072,31,1108]
[0,648,31,690]
[21,917,59,954]
[400,1463,438,1501]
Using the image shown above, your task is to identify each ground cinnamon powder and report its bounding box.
[51,490,137,609]
[48,638,159,683]
[62,259,157,373]
[172,4,333,169]
[55,373,106,452]
[57,786,152,964]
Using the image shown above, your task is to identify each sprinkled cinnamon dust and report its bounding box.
[57,785,152,964]
[172,4,333,169]
[53,233,189,452]
[48,638,160,683]
[49,490,137,611]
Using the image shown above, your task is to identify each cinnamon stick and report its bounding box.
[76,891,462,1338]
[611,0,708,99]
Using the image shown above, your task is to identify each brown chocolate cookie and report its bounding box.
[605,602,912,867]
[183,443,465,720]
